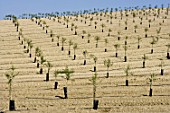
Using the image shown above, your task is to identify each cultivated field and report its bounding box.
[0,8,170,113]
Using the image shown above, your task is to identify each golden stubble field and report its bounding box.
[0,8,170,113]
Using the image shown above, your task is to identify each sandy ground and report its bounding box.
[0,8,170,113]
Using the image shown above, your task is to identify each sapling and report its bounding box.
[61,37,66,51]
[50,30,54,37]
[68,40,73,55]
[117,31,121,40]
[123,45,128,62]
[104,59,113,78]
[108,28,112,36]
[125,36,128,45]
[5,65,19,111]
[144,28,149,37]
[150,37,158,54]
[82,30,86,39]
[57,66,74,99]
[40,56,46,74]
[45,61,53,81]
[94,21,97,29]
[137,36,142,49]
[124,65,132,86]
[83,50,88,65]
[142,54,148,68]
[134,25,138,33]
[87,33,91,43]
[166,44,170,59]
[90,54,97,72]
[26,39,32,53]
[159,58,164,75]
[56,35,60,46]
[74,25,77,35]
[73,43,77,60]
[104,38,108,52]
[124,20,128,30]
[54,70,59,89]
[114,44,120,57]
[29,42,33,58]
[101,23,105,32]
[71,23,74,31]
[95,36,100,48]
[34,47,42,68]
[89,72,99,110]
[149,73,156,96]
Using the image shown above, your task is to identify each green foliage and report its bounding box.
[149,73,156,89]
[83,50,88,58]
[54,70,59,81]
[35,47,42,57]
[142,54,148,61]
[40,56,46,65]
[104,59,113,69]
[89,72,98,100]
[105,38,108,46]
[5,65,19,100]
[124,65,133,80]
[57,66,74,81]
[45,61,53,73]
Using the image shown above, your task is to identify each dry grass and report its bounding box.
[0,8,170,113]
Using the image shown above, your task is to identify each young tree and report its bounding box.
[137,36,142,49]
[61,37,66,51]
[144,28,149,37]
[87,33,91,43]
[150,37,158,54]
[142,54,148,68]
[40,56,46,74]
[73,43,77,60]
[34,47,42,68]
[159,58,164,75]
[125,20,128,30]
[54,70,59,89]
[95,36,100,48]
[74,25,78,35]
[114,44,120,57]
[148,19,151,28]
[94,21,97,29]
[56,35,60,46]
[57,66,74,99]
[45,25,49,33]
[82,30,86,39]
[29,42,33,58]
[124,65,132,86]
[123,45,128,62]
[45,61,53,81]
[149,73,156,96]
[5,65,19,111]
[166,44,170,59]
[90,72,99,110]
[50,30,54,37]
[66,19,69,28]
[108,28,112,36]
[68,40,73,55]
[71,23,74,31]
[104,59,113,78]
[101,23,105,32]
[104,38,108,52]
[134,25,138,33]
[117,31,121,40]
[125,36,128,45]
[83,50,88,65]
[90,55,98,72]
[26,39,32,53]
